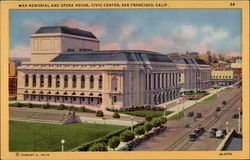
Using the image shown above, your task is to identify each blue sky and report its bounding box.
[10,9,241,58]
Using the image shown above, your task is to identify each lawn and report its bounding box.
[120,110,172,118]
[168,111,184,120]
[9,120,125,152]
[202,94,218,102]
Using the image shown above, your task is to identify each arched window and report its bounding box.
[81,75,85,88]
[64,75,68,88]
[72,75,77,88]
[111,76,118,91]
[98,75,102,89]
[90,75,94,89]
[40,75,44,87]
[56,75,60,88]
[48,75,52,88]
[25,74,29,87]
[32,75,36,87]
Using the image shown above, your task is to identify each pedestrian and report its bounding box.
[194,117,196,121]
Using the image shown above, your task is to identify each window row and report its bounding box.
[25,74,102,89]
[212,75,232,79]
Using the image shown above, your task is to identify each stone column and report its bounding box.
[37,75,41,89]
[77,75,81,90]
[68,75,73,90]
[29,74,33,88]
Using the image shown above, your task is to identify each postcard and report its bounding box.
[1,0,249,160]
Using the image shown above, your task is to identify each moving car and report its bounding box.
[189,133,197,141]
[187,112,194,117]
[196,113,202,118]
[216,107,221,111]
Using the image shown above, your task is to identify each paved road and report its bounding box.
[134,86,242,151]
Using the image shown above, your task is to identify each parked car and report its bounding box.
[216,130,224,138]
[232,113,239,119]
[209,130,216,138]
[187,112,194,117]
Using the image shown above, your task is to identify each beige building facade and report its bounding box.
[17,26,181,109]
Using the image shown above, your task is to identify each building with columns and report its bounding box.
[17,26,181,109]
[172,57,211,91]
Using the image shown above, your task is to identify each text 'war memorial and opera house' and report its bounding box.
[17,26,210,109]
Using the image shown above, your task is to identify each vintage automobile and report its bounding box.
[222,100,227,105]
[232,113,239,119]
[187,112,194,117]
[196,113,202,118]
[198,127,206,134]
[189,133,197,141]
[216,130,224,138]
[209,128,218,138]
[216,107,221,111]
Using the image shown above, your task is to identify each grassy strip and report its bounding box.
[202,94,218,102]
[9,120,125,152]
[9,102,96,113]
[120,110,173,118]
[167,111,184,120]
[9,97,17,101]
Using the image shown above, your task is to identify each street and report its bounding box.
[134,86,242,151]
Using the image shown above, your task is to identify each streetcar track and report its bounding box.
[164,90,241,151]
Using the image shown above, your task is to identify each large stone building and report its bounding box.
[172,57,211,91]
[17,26,181,109]
[211,70,235,86]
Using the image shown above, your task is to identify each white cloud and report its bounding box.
[118,23,135,40]
[10,44,30,58]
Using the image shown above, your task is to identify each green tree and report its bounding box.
[108,136,120,151]
[113,112,120,119]
[134,126,145,136]
[151,118,161,127]
[120,130,135,142]
[145,116,152,121]
[88,142,107,151]
[159,117,167,125]
[96,110,104,117]
[144,122,153,132]
[17,102,22,107]
[80,106,86,112]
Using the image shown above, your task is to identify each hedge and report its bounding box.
[76,122,145,151]
[9,102,95,113]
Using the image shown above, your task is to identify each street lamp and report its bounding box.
[61,139,65,152]
[182,93,185,117]
[195,90,197,104]
[131,116,134,131]
[163,105,166,118]
[238,108,241,134]
[226,121,229,134]
[177,100,180,119]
